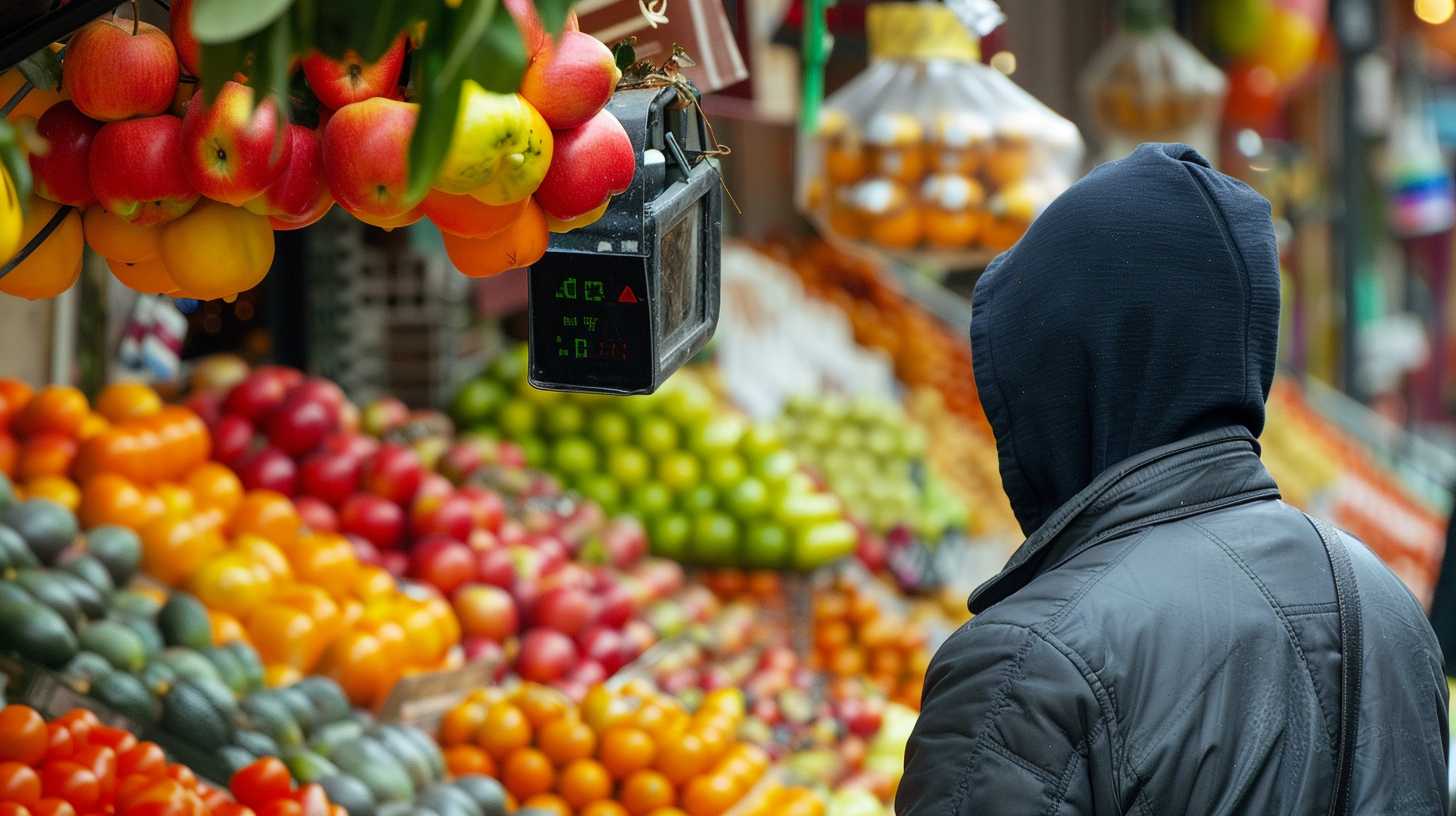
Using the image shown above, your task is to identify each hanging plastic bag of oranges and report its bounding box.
[798,0,1083,270]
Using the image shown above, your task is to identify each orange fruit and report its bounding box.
[107,255,179,294]
[557,759,612,809]
[246,603,318,670]
[444,745,495,778]
[440,198,549,278]
[537,716,596,765]
[319,630,391,707]
[646,809,688,816]
[186,463,243,516]
[652,732,706,786]
[439,701,489,747]
[599,727,655,780]
[521,794,570,816]
[78,472,151,528]
[95,382,163,424]
[209,610,248,646]
[828,647,865,678]
[24,475,78,510]
[681,774,740,816]
[583,802,630,816]
[0,198,83,300]
[263,664,302,687]
[479,703,532,760]
[18,433,76,480]
[141,514,224,586]
[1,67,63,123]
[16,385,88,438]
[618,770,674,816]
[502,748,555,800]
[230,490,301,548]
[419,190,527,239]
[515,684,573,728]
[83,206,162,263]
[700,690,744,720]
[159,201,275,300]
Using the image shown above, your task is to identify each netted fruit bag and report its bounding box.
[798,1,1083,269]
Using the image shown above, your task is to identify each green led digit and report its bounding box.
[584,280,604,302]
[575,338,588,358]
[556,277,578,299]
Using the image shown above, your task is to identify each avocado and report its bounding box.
[91,670,160,724]
[62,651,115,688]
[374,803,412,816]
[204,646,248,694]
[320,775,377,816]
[121,616,164,660]
[331,737,415,803]
[156,648,223,685]
[234,729,281,758]
[61,555,116,597]
[0,526,37,570]
[451,776,507,816]
[219,746,257,778]
[4,499,78,564]
[372,726,434,789]
[0,580,33,607]
[398,726,445,781]
[52,571,107,619]
[309,719,366,758]
[226,641,265,694]
[187,675,241,723]
[417,786,482,816]
[242,693,304,749]
[274,686,319,733]
[0,471,14,510]
[406,809,440,816]
[283,748,341,784]
[110,590,161,621]
[0,597,78,668]
[140,661,177,696]
[84,526,142,585]
[78,620,148,673]
[158,593,213,651]
[14,569,82,627]
[162,679,234,750]
[296,677,352,726]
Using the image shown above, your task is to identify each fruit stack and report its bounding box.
[451,351,858,571]
[809,576,928,711]
[1,0,635,299]
[437,682,772,816]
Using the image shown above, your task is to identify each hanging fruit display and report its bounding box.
[798,2,1082,268]
[0,0,636,300]
[1214,0,1328,129]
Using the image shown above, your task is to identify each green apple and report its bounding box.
[743,521,791,568]
[775,491,843,529]
[552,436,599,475]
[488,345,528,383]
[497,399,537,437]
[517,435,547,468]
[688,415,747,457]
[544,402,586,436]
[661,378,715,427]
[450,378,506,427]
[726,478,770,518]
[651,513,692,559]
[589,411,632,447]
[607,447,652,487]
[578,474,622,510]
[631,482,674,518]
[691,512,739,565]
[794,520,857,569]
[637,416,680,455]
[706,454,747,490]
[755,451,798,486]
[739,422,784,462]
[657,451,702,492]
[680,484,719,514]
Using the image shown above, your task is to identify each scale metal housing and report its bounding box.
[527,86,724,395]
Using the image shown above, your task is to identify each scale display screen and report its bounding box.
[528,253,654,393]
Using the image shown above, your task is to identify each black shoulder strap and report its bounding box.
[1305,513,1363,816]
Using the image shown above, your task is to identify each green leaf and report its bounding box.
[613,41,636,73]
[406,48,463,200]
[291,0,317,58]
[199,39,249,101]
[192,0,294,44]
[359,0,406,63]
[260,14,293,153]
[16,48,61,93]
[536,0,574,35]
[437,0,497,89]
[468,3,527,94]
[313,0,419,62]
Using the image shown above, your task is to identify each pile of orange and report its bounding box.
[438,683,771,816]
[811,577,929,710]
[731,784,824,816]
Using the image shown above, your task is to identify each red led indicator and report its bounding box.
[618,286,639,304]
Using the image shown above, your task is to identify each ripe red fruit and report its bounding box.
[320,432,379,463]
[517,628,577,684]
[299,452,360,507]
[339,493,404,549]
[475,547,515,590]
[169,0,201,75]
[63,18,178,121]
[361,443,424,505]
[454,584,518,641]
[266,394,336,457]
[237,447,297,495]
[416,493,474,541]
[180,81,288,206]
[532,586,596,637]
[89,115,198,225]
[224,372,289,423]
[30,103,102,207]
[294,496,338,533]
[210,414,255,468]
[301,37,408,110]
[408,535,476,597]
[459,486,506,532]
[594,583,635,629]
[578,625,628,673]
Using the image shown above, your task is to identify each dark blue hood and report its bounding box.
[970,143,1281,537]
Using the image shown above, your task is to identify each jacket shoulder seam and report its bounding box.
[944,623,1039,816]
[981,737,1060,786]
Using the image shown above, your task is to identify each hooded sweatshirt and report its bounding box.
[970,143,1281,537]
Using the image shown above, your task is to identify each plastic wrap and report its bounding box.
[799,2,1082,268]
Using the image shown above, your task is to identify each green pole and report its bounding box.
[800,0,829,135]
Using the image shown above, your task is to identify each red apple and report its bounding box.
[380,550,408,577]
[89,115,198,225]
[302,36,408,110]
[594,583,635,629]
[362,443,424,505]
[517,628,577,684]
[751,697,780,726]
[30,102,102,206]
[603,518,648,569]
[169,0,200,75]
[181,81,288,206]
[254,365,304,389]
[238,446,297,494]
[458,486,506,533]
[533,108,635,221]
[635,560,685,598]
[622,619,655,656]
[360,397,409,437]
[467,528,499,553]
[322,97,420,220]
[185,390,223,428]
[520,31,621,130]
[475,547,515,590]
[567,659,607,688]
[295,495,339,533]
[321,431,379,463]
[268,191,334,231]
[410,535,476,596]
[340,493,404,549]
[267,393,336,457]
[498,519,528,548]
[299,451,361,506]
[462,635,506,668]
[210,413,254,467]
[530,534,569,574]
[224,370,289,423]
[578,625,628,673]
[245,123,330,221]
[497,441,528,469]
[292,377,348,412]
[454,584,518,641]
[532,586,596,637]
[346,533,381,566]
[64,18,178,121]
[838,697,883,738]
[438,441,486,483]
[417,493,475,542]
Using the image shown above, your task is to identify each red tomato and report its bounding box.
[228,759,292,809]
[163,766,195,790]
[210,805,256,816]
[72,747,115,803]
[84,727,136,754]
[116,745,165,779]
[43,726,74,763]
[40,762,99,811]
[0,706,48,765]
[0,762,42,806]
[254,801,301,816]
[0,803,32,816]
[29,800,75,816]
[51,713,97,748]
[117,779,185,816]
[115,775,156,811]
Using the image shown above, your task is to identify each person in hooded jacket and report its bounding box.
[895,144,1448,815]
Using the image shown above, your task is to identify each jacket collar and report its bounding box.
[968,426,1281,614]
